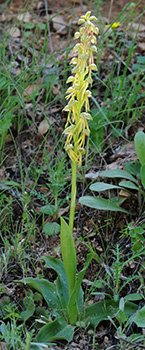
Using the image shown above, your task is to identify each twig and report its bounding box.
[112,50,133,74]
[44,0,53,53]
[108,0,114,24]
[117,335,145,349]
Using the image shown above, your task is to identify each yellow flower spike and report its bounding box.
[63,11,98,166]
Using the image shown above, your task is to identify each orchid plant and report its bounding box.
[60,11,98,323]
[19,12,138,345]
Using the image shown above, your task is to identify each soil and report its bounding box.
[102,0,145,25]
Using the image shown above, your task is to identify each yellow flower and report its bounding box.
[106,22,121,30]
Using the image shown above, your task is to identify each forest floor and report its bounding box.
[0,0,145,349]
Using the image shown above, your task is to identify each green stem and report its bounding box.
[69,160,77,233]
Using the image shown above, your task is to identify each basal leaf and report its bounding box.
[79,196,128,213]
[133,306,145,327]
[84,300,138,327]
[90,182,120,192]
[124,293,143,302]
[30,342,55,350]
[141,164,145,189]
[20,296,35,321]
[119,180,139,190]
[134,131,145,165]
[84,300,119,327]
[20,278,61,314]
[124,160,141,178]
[60,217,77,296]
[124,301,138,316]
[67,253,93,324]
[41,256,69,310]
[36,317,75,342]
[99,169,138,184]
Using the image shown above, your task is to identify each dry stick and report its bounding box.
[44,0,53,53]
[112,50,133,74]
[108,0,114,23]
[118,336,145,349]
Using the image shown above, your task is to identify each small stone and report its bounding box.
[104,336,109,346]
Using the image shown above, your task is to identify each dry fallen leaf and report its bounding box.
[7,26,21,38]
[5,134,13,143]
[38,117,55,135]
[0,14,6,22]
[0,167,5,178]
[52,15,68,34]
[57,206,69,217]
[52,83,61,96]
[17,11,32,22]
[132,23,145,32]
[24,84,40,101]
[137,42,145,51]
[119,189,130,198]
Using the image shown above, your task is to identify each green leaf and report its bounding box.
[41,256,69,311]
[123,301,138,316]
[84,300,119,327]
[132,63,145,72]
[124,160,141,178]
[0,0,10,13]
[20,296,35,321]
[0,180,21,190]
[141,164,145,189]
[25,22,35,29]
[99,169,138,184]
[137,56,145,64]
[60,217,77,296]
[36,317,75,342]
[90,182,120,192]
[84,300,138,327]
[89,109,105,151]
[40,204,56,216]
[37,23,46,30]
[134,131,145,165]
[133,306,145,327]
[118,181,139,190]
[43,222,60,235]
[116,309,127,323]
[20,278,61,315]
[79,196,128,213]
[68,253,93,325]
[124,293,143,302]
[30,342,53,350]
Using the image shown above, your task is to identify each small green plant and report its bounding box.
[0,292,56,350]
[108,296,145,350]
[90,244,141,302]
[120,221,145,253]
[40,151,69,236]
[134,131,145,189]
[132,55,145,73]
[79,131,145,213]
[0,69,18,154]
[0,297,32,350]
